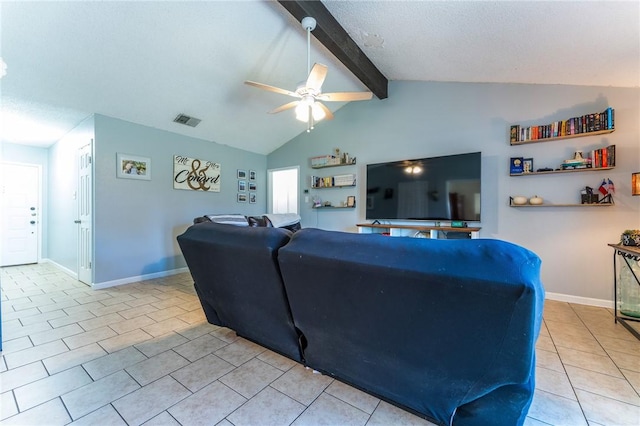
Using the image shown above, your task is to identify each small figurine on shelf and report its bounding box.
[312,196,322,208]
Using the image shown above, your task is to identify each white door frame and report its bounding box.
[0,161,43,266]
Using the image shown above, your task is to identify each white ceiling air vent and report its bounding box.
[173,114,201,128]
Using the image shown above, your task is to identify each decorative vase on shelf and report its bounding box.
[529,195,543,205]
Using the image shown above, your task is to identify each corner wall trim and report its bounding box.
[545,292,613,309]
[41,258,79,280]
[92,267,190,290]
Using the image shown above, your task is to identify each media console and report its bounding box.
[356,223,481,239]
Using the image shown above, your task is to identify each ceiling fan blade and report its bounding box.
[306,63,328,92]
[269,101,299,114]
[244,81,300,98]
[317,102,334,120]
[317,91,373,102]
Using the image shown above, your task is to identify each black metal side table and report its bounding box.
[609,243,640,340]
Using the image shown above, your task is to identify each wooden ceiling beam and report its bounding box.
[277,0,388,99]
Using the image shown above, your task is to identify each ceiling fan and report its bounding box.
[244,16,373,132]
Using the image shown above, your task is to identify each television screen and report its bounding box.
[365,152,481,222]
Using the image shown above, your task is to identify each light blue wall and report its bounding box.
[48,115,95,274]
[93,115,266,284]
[2,142,50,258]
[268,81,640,303]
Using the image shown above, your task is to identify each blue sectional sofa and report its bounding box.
[177,223,544,426]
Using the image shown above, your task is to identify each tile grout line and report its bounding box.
[541,315,590,425]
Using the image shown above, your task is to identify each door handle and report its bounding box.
[74,220,81,224]
[30,221,36,225]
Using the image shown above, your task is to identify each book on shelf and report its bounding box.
[589,145,616,168]
[510,107,614,142]
[510,157,524,174]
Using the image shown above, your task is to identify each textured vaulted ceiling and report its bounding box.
[1,1,638,155]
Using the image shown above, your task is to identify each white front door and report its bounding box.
[1,163,40,266]
[77,143,93,285]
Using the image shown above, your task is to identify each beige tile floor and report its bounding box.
[1,263,639,426]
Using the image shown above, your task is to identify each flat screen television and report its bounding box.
[365,152,481,222]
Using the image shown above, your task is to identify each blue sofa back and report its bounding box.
[177,222,302,361]
[277,228,544,426]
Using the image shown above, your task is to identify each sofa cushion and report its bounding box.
[247,215,270,227]
[204,214,248,226]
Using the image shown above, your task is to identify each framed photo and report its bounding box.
[117,153,151,180]
[237,169,247,179]
[510,157,524,174]
[249,170,256,181]
[249,193,256,204]
[238,180,247,192]
[237,193,247,203]
[523,158,534,173]
[248,182,257,191]
[347,195,356,207]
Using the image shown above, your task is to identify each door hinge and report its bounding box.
[88,156,92,164]
[89,261,92,269]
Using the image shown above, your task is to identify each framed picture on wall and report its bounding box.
[238,180,246,192]
[248,182,257,191]
[249,193,256,204]
[237,193,247,203]
[237,169,247,179]
[249,170,256,181]
[117,153,151,180]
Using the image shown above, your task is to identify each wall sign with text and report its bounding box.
[173,155,221,192]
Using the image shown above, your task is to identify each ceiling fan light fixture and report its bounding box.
[244,15,371,131]
[294,94,326,123]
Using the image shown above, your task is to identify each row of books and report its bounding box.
[561,145,617,170]
[311,174,356,188]
[510,145,615,174]
[591,145,616,169]
[510,107,614,143]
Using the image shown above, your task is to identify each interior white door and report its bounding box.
[1,163,40,266]
[77,143,92,285]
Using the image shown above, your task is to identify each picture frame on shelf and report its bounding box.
[237,169,247,179]
[347,196,356,207]
[510,157,524,174]
[116,153,151,180]
[238,180,246,192]
[523,158,534,173]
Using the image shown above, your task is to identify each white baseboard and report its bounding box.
[41,258,78,280]
[92,267,190,290]
[545,292,614,309]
